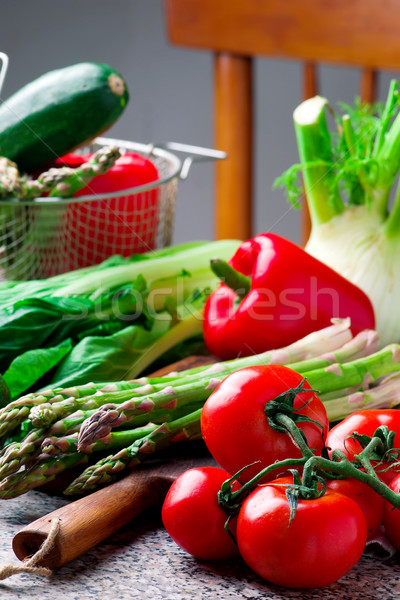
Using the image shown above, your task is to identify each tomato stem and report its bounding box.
[220,419,400,518]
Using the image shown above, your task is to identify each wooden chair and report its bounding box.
[164,0,400,244]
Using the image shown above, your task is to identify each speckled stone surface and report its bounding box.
[0,490,398,599]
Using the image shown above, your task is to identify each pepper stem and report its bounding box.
[210,259,251,299]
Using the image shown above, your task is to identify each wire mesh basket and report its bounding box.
[0,138,225,281]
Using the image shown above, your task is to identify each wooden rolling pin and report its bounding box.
[12,446,214,570]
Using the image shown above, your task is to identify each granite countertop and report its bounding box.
[0,489,399,600]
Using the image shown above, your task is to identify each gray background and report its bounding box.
[0,0,397,246]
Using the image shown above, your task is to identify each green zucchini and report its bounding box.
[0,62,129,173]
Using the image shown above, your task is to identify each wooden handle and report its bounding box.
[12,468,173,569]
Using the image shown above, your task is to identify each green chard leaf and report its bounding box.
[49,324,168,388]
[3,338,73,399]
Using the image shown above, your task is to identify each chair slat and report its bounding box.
[166,0,400,70]
[360,68,378,105]
[301,62,319,244]
[214,53,253,240]
[303,61,319,99]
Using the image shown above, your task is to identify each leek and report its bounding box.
[275,81,400,346]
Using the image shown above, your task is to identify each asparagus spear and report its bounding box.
[0,410,91,478]
[41,401,205,456]
[0,452,88,498]
[323,372,400,422]
[0,398,208,480]
[0,146,121,200]
[46,146,121,197]
[0,343,398,499]
[281,329,378,373]
[41,424,158,456]
[64,408,203,496]
[0,379,148,438]
[66,364,400,497]
[306,344,400,392]
[0,157,24,198]
[23,323,368,445]
[0,442,38,480]
[2,355,400,500]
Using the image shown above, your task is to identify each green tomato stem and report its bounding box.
[273,413,317,460]
[227,416,400,512]
[302,449,400,508]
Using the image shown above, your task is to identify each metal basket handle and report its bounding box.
[0,52,9,97]
[149,142,227,180]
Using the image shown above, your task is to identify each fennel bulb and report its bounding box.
[275,80,400,346]
[306,205,400,346]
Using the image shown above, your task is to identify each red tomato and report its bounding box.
[200,365,328,483]
[326,477,384,538]
[236,476,367,588]
[383,472,400,549]
[161,467,240,561]
[326,410,400,484]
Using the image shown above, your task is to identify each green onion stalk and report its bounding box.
[275,79,400,347]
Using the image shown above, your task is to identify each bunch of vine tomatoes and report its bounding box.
[161,365,400,589]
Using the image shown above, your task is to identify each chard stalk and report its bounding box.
[123,294,205,379]
[54,241,241,298]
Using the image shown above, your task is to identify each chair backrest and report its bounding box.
[164,0,400,244]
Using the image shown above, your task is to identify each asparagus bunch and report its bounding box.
[0,319,400,499]
[0,146,121,200]
[75,329,380,452]
[0,317,356,439]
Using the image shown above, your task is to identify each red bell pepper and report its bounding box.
[203,233,375,360]
[55,151,159,267]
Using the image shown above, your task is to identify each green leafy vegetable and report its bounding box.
[3,339,72,399]
[0,240,240,393]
